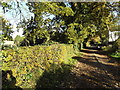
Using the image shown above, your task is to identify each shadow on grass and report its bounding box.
[35,64,74,88]
[2,70,22,90]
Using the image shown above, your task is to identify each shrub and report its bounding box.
[101,45,113,52]
[2,45,17,50]
[1,44,75,88]
[113,38,120,52]
[110,51,120,59]
[101,38,120,54]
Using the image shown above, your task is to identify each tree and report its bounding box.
[20,2,74,45]
[1,1,119,48]
[0,16,13,41]
[14,35,24,46]
[60,2,119,48]
[17,2,119,48]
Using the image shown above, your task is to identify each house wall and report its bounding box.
[2,41,15,47]
[109,31,120,42]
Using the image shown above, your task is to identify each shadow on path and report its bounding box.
[35,61,120,89]
[72,56,120,81]
[35,63,108,89]
[72,48,120,88]
[80,49,106,55]
[35,48,120,89]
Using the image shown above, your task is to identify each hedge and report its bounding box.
[1,44,75,88]
[113,38,120,52]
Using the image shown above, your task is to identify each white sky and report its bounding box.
[10,24,24,39]
[0,0,34,39]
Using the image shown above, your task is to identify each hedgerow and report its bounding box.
[1,44,75,88]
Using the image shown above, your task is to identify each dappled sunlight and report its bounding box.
[72,48,120,88]
[1,1,119,89]
[35,47,120,88]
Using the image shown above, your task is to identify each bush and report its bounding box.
[1,44,75,88]
[2,45,17,50]
[110,51,120,59]
[113,38,120,52]
[101,45,113,53]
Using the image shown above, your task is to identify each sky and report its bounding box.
[0,0,34,39]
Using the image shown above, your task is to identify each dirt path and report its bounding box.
[70,48,120,88]
[35,48,120,88]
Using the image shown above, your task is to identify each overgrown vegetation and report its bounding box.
[1,44,77,88]
[110,38,120,60]
[1,1,119,48]
[1,1,119,89]
[110,52,120,59]
[102,38,120,61]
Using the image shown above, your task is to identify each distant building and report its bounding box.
[2,40,15,47]
[109,31,120,42]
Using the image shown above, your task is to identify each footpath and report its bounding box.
[69,48,120,88]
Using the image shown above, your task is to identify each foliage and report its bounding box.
[1,44,76,88]
[109,48,120,62]
[1,45,16,50]
[110,24,120,31]
[1,1,119,49]
[102,38,120,56]
[0,16,13,41]
[110,51,120,59]
[35,63,73,88]
[113,38,120,52]
[20,2,74,46]
[14,35,24,46]
[20,2,119,47]
[60,2,119,48]
[102,45,113,52]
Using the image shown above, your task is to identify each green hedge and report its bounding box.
[1,44,75,88]
[102,38,120,53]
[113,38,120,52]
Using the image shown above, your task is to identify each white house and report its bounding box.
[2,41,15,47]
[109,31,120,42]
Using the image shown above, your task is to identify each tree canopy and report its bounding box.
[0,16,13,41]
[1,1,120,48]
